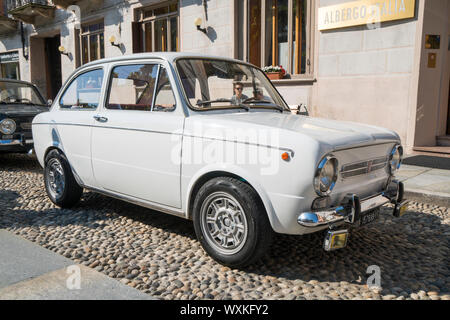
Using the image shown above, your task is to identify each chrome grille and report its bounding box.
[340,156,388,179]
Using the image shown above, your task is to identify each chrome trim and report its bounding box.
[81,185,186,219]
[340,156,389,179]
[298,194,390,228]
[0,139,33,146]
[313,154,338,196]
[32,122,295,155]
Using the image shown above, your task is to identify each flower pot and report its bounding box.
[266,72,284,80]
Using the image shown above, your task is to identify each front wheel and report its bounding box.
[44,149,83,208]
[193,177,273,268]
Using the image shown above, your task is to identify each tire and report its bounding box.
[192,177,273,268]
[44,149,83,208]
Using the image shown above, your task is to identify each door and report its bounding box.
[91,62,183,208]
[52,67,105,187]
[45,35,62,100]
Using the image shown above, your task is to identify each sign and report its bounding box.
[318,0,415,31]
[0,51,19,63]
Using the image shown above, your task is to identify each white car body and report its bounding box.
[32,53,406,240]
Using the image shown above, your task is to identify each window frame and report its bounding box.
[79,20,105,65]
[138,1,180,53]
[104,61,177,113]
[57,67,105,111]
[235,0,314,78]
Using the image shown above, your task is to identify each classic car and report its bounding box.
[32,53,408,267]
[0,78,47,153]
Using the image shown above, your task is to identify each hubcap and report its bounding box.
[46,158,65,199]
[200,192,248,255]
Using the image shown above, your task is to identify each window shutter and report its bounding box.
[132,22,143,53]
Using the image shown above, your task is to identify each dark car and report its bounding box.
[0,78,47,153]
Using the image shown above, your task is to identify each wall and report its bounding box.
[312,0,420,149]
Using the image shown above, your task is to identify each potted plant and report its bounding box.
[262,65,286,80]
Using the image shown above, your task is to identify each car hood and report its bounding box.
[193,111,400,150]
[0,104,48,117]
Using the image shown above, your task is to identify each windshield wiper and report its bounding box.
[196,99,250,112]
[242,99,285,113]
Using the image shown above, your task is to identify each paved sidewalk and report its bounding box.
[0,230,153,300]
[396,154,450,207]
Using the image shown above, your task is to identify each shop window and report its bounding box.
[0,51,20,80]
[236,0,312,76]
[80,21,105,65]
[134,2,179,53]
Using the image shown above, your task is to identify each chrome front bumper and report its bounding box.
[298,180,408,228]
[0,138,33,146]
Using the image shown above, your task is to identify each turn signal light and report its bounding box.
[281,152,290,161]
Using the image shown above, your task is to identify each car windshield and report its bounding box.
[0,81,45,106]
[176,58,289,112]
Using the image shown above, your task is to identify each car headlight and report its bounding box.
[389,144,403,174]
[0,118,16,135]
[314,155,338,196]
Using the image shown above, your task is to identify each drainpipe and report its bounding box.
[20,22,28,60]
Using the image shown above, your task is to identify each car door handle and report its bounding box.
[93,115,108,123]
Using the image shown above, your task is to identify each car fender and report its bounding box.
[183,163,283,232]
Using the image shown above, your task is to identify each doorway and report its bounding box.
[44,35,62,100]
[447,79,450,135]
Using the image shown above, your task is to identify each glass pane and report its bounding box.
[89,34,99,61]
[169,3,178,13]
[154,6,168,16]
[99,33,105,59]
[155,19,167,51]
[144,23,153,52]
[264,0,274,67]
[82,36,88,64]
[292,0,307,74]
[0,81,44,105]
[59,69,104,109]
[176,59,287,110]
[107,64,159,111]
[154,67,176,112]
[1,62,19,80]
[249,0,261,67]
[170,17,178,52]
[144,10,153,19]
[277,0,289,69]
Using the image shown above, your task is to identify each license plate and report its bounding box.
[0,139,12,144]
[360,207,380,226]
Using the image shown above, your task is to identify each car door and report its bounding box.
[91,61,184,208]
[50,67,105,187]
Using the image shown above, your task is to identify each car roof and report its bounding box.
[0,78,38,86]
[83,52,254,68]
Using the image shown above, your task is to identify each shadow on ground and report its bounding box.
[1,154,449,298]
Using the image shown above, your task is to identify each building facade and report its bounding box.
[0,0,448,153]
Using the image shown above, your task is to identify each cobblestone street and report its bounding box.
[1,154,449,300]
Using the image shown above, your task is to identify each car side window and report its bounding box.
[106,64,158,111]
[59,69,104,109]
[153,67,176,112]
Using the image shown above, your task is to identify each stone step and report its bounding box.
[437,135,450,146]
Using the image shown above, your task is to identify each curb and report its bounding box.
[404,188,450,208]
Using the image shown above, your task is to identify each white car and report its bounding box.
[32,53,408,267]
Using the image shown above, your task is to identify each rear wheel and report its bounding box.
[44,149,82,208]
[193,177,273,268]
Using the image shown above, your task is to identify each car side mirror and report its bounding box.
[297,103,309,116]
[47,99,53,107]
